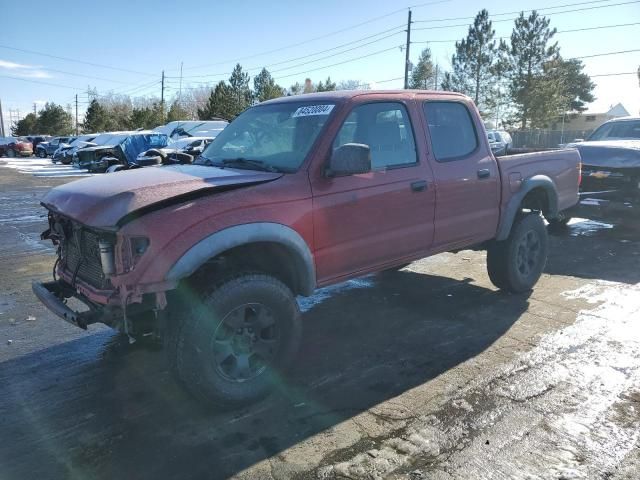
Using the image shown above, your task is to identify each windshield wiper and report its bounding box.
[220,158,279,172]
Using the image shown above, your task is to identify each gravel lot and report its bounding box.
[1,157,639,480]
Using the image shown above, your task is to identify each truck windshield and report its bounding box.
[197,102,336,172]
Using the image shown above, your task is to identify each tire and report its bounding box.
[168,273,302,407]
[6,149,16,158]
[37,149,46,158]
[487,213,548,293]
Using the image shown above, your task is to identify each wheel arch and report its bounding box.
[166,223,316,296]
[496,175,558,241]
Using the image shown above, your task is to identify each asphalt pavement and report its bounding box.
[0,158,639,480]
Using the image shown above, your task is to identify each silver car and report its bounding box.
[487,130,512,156]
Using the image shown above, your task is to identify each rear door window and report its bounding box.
[423,102,478,161]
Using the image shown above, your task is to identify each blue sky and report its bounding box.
[0,0,638,131]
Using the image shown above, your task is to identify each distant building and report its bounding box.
[554,103,630,131]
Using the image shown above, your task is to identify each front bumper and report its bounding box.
[32,281,95,329]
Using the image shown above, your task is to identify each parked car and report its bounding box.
[0,137,34,157]
[565,117,640,199]
[72,131,168,173]
[34,90,580,407]
[36,136,73,158]
[52,134,99,164]
[133,137,213,168]
[26,135,51,152]
[154,120,228,140]
[487,129,513,156]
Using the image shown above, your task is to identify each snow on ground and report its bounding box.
[0,157,92,178]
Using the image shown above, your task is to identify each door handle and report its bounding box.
[477,169,491,179]
[411,180,428,192]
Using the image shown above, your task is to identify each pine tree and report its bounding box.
[253,68,285,102]
[316,76,336,92]
[83,99,109,133]
[167,100,191,121]
[12,113,38,136]
[37,102,73,135]
[501,11,559,129]
[409,48,436,90]
[289,82,303,95]
[198,81,235,121]
[228,64,251,117]
[445,10,499,114]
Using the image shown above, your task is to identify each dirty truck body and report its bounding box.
[34,90,580,406]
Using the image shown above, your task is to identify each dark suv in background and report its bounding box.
[36,136,73,158]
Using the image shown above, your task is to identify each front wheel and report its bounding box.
[168,273,302,407]
[6,149,16,158]
[487,213,548,293]
[37,149,46,158]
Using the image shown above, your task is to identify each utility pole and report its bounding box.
[33,103,37,115]
[0,99,5,137]
[179,61,183,102]
[160,70,165,121]
[434,64,439,90]
[75,94,79,135]
[404,9,412,89]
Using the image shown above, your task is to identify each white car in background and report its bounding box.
[487,129,513,156]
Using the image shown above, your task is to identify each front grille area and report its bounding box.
[63,227,108,289]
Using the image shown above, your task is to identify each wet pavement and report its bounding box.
[1,159,639,479]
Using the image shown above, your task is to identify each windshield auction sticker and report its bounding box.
[292,105,335,117]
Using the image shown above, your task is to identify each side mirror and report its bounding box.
[326,143,371,177]
[173,152,194,164]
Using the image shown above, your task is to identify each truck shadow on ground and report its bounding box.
[0,272,529,480]
[545,209,640,284]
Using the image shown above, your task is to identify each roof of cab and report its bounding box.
[259,89,469,105]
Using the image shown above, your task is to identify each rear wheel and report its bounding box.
[167,273,301,407]
[6,149,16,158]
[487,213,548,293]
[37,149,46,158]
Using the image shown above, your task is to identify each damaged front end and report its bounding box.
[33,210,166,337]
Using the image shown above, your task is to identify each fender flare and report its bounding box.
[496,175,558,241]
[165,222,316,296]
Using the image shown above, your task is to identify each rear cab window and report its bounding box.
[333,102,417,170]
[423,101,478,161]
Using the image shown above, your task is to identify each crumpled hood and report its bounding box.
[42,165,282,229]
[572,140,640,169]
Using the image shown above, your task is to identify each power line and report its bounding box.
[272,45,403,81]
[591,71,638,77]
[412,0,618,23]
[412,0,640,31]
[184,0,450,70]
[0,44,155,77]
[411,21,640,44]
[37,67,132,85]
[172,26,407,80]
[575,48,640,59]
[0,75,84,91]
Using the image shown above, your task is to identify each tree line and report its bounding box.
[13,8,601,136]
[411,9,595,129]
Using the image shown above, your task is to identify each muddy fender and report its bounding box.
[166,223,316,296]
[496,175,558,241]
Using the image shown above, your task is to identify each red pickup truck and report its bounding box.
[33,90,580,406]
